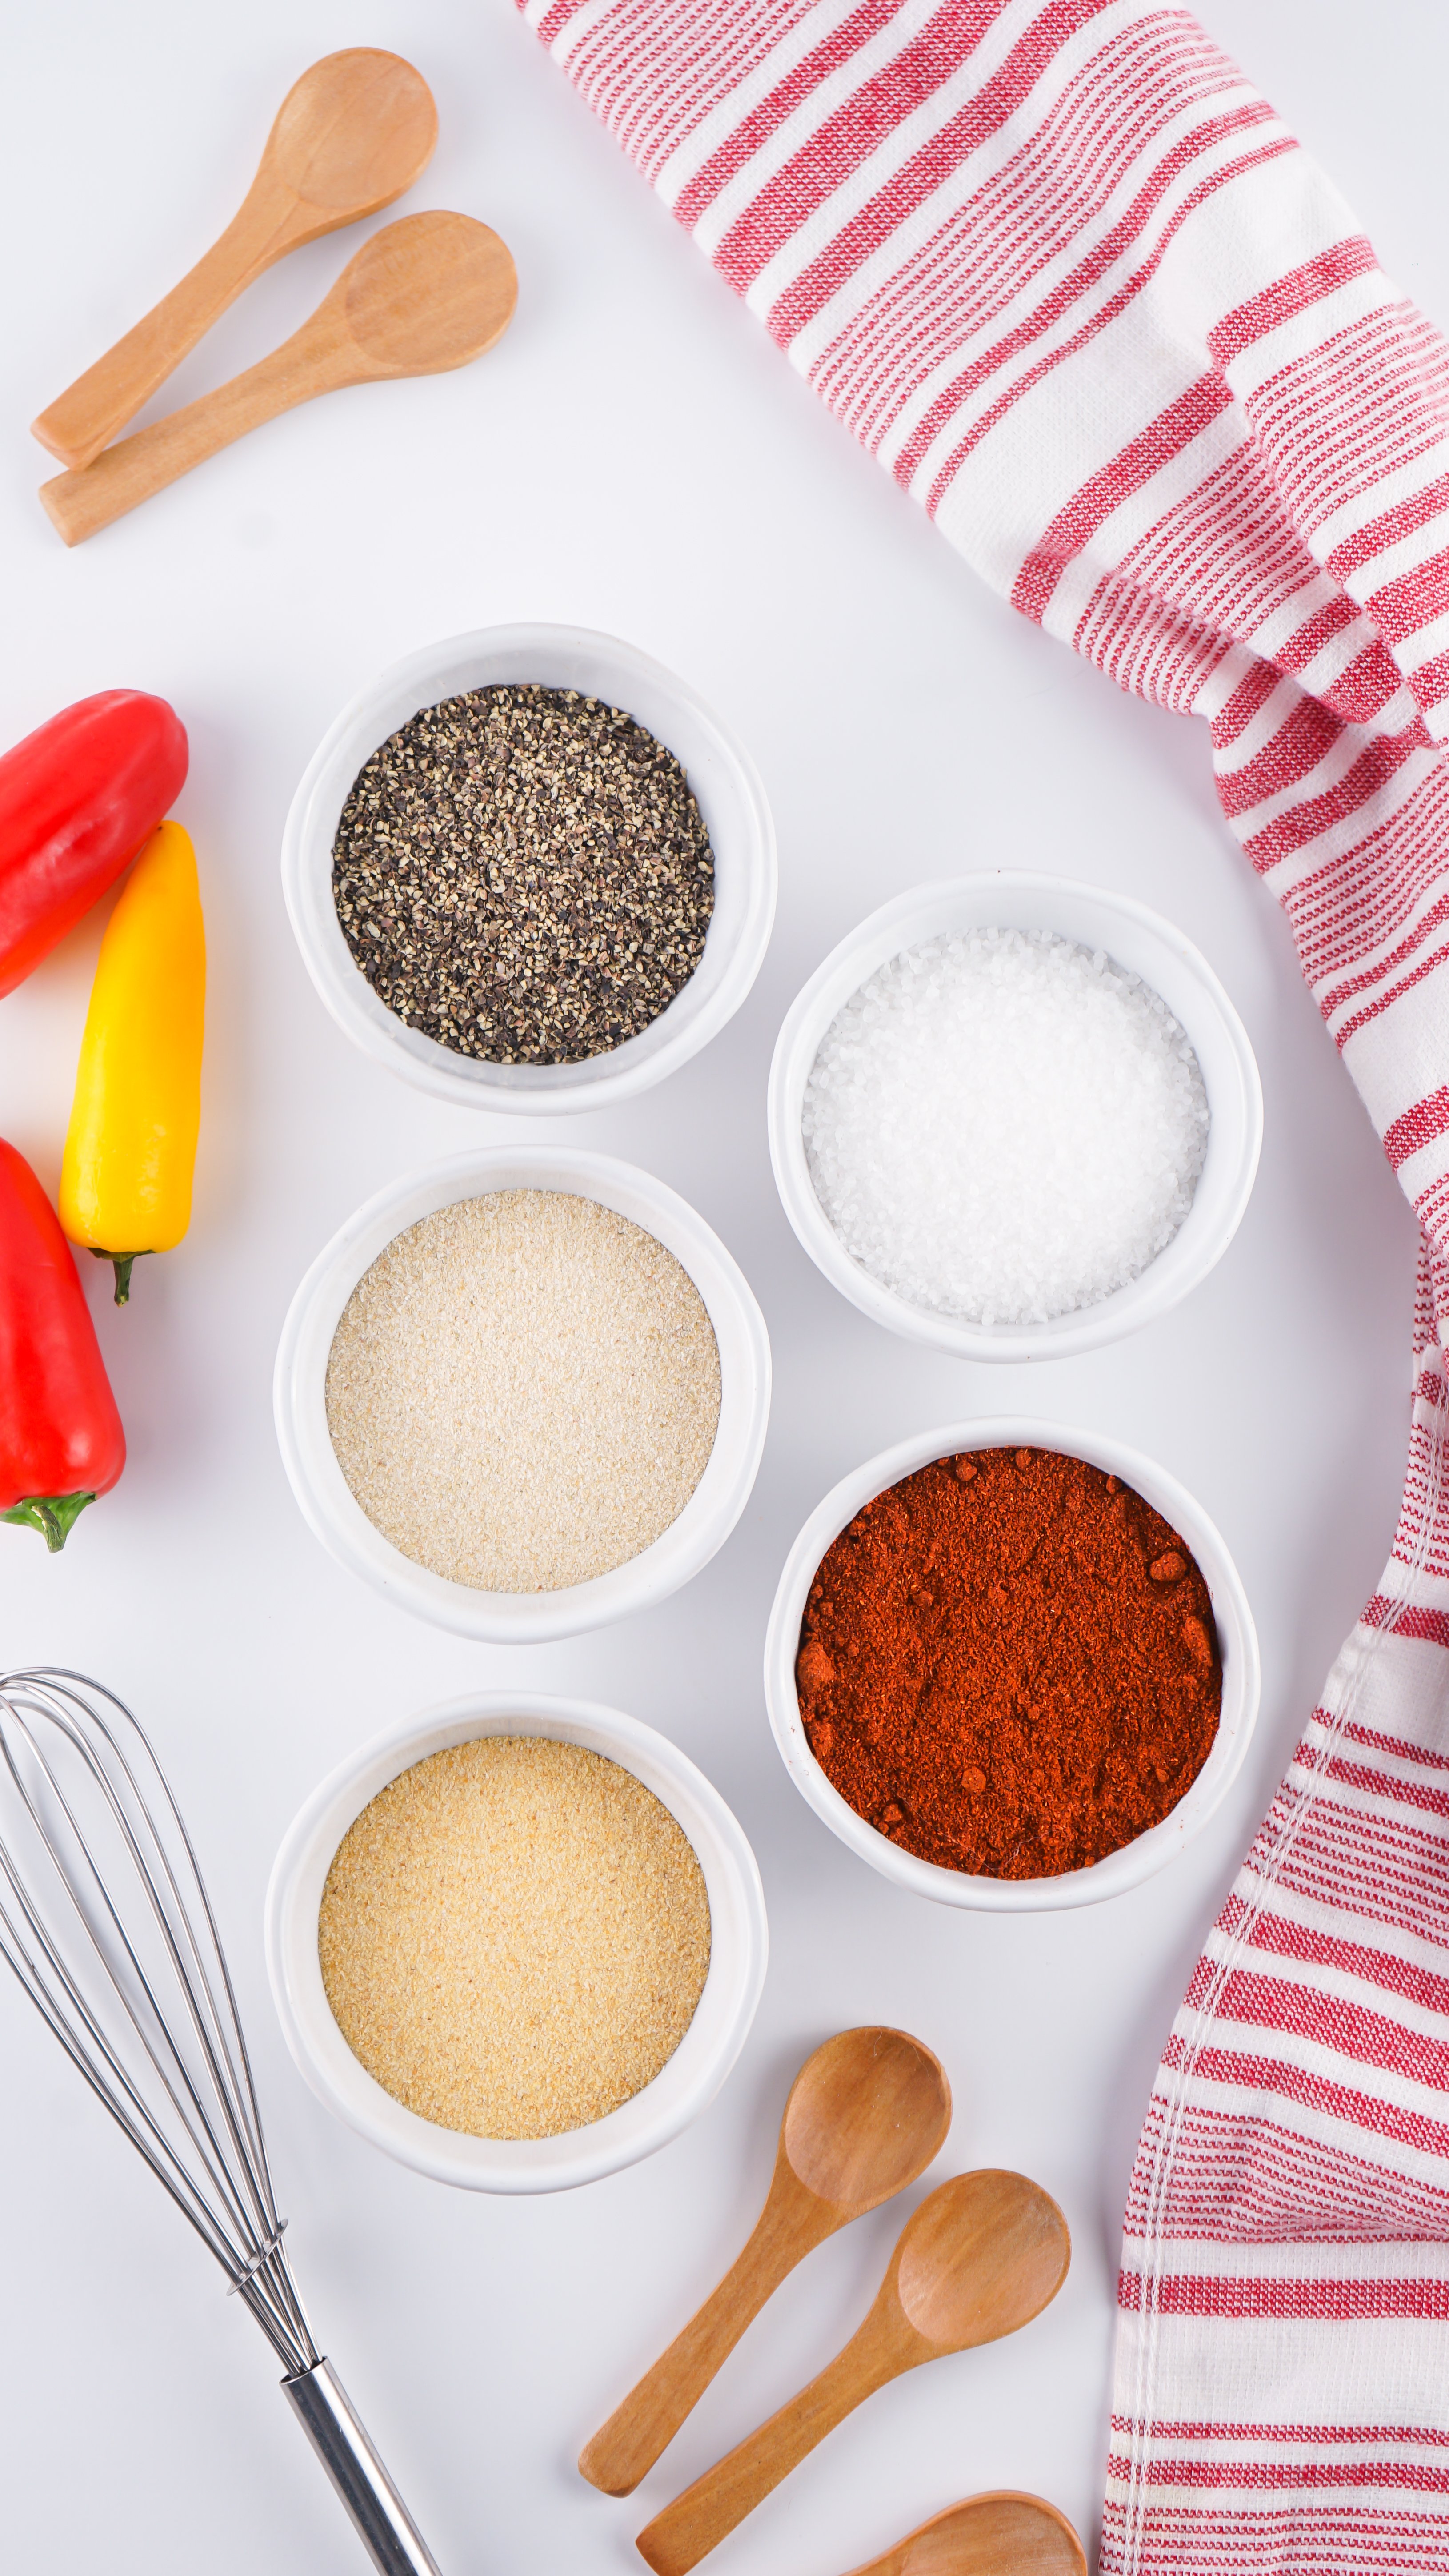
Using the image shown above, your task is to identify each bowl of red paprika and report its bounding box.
[764,1419,1259,1910]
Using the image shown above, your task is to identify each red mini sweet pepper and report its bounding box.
[0,1139,126,1549]
[0,689,188,996]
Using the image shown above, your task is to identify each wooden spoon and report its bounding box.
[841,2492,1086,2576]
[32,49,438,470]
[581,2028,951,2497]
[39,212,517,547]
[635,2171,1070,2576]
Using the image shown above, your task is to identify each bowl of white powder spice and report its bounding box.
[274,1147,770,1641]
[769,875,1262,1361]
[266,1693,768,2191]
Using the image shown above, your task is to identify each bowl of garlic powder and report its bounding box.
[265,1694,768,2191]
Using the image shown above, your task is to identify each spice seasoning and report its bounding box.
[803,927,1209,1324]
[332,684,715,1063]
[319,1736,712,2139]
[796,1446,1221,1877]
[324,1189,721,1592]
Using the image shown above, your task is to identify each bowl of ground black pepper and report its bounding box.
[282,624,777,1110]
[764,1420,1259,1910]
[274,1144,771,1642]
[266,1692,768,2191]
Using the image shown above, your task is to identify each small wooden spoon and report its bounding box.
[840,2492,1086,2576]
[636,2171,1070,2576]
[39,212,517,547]
[581,2027,951,2497]
[33,48,438,470]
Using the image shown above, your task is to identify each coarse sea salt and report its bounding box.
[802,927,1210,1326]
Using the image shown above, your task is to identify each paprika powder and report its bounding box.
[796,1445,1221,1878]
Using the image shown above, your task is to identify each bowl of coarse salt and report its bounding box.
[266,1693,768,2191]
[282,623,777,1114]
[768,875,1262,1360]
[274,1145,771,1644]
[763,1417,1260,1912]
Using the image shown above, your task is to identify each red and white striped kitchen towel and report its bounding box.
[518,2,1449,2566]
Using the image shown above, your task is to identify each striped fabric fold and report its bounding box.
[519,3,1449,2565]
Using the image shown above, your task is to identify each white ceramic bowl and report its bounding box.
[764,1416,1259,1911]
[274,1146,771,1642]
[768,875,1263,1361]
[265,1693,769,2192]
[281,623,777,1113]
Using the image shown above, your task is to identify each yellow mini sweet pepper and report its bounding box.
[60,819,205,1304]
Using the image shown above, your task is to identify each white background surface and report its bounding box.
[0,5,1439,2570]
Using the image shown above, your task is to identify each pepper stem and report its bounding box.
[88,1247,147,1305]
[1,1493,97,1551]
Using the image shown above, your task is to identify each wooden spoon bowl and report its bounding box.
[845,2492,1086,2576]
[894,2170,1071,2352]
[265,48,437,218]
[337,213,516,375]
[785,2026,953,2209]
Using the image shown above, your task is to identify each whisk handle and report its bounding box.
[284,2359,444,2576]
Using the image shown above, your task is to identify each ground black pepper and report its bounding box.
[332,684,715,1063]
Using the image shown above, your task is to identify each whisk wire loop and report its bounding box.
[0,1668,441,2571]
[0,1669,317,2372]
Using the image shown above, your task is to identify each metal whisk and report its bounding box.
[0,1667,442,2575]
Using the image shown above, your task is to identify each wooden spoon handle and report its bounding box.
[580,2173,838,2496]
[32,170,312,472]
[635,2324,901,2576]
[38,316,360,547]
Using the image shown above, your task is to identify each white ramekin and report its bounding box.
[768,875,1263,1361]
[281,623,777,1113]
[273,1146,771,1643]
[265,1693,769,2193]
[764,1417,1259,1912]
